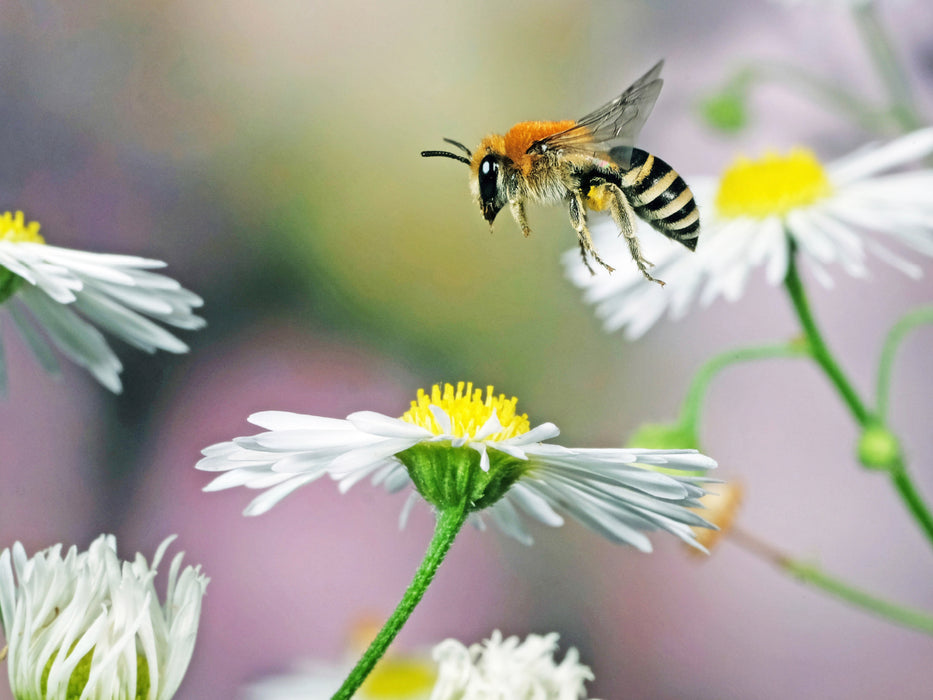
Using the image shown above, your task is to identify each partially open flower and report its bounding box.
[198,381,717,552]
[431,631,596,700]
[0,211,204,392]
[0,534,208,700]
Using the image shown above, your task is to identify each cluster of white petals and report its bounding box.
[431,631,596,700]
[0,238,204,392]
[0,535,208,700]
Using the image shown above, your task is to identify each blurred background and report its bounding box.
[1,1,932,698]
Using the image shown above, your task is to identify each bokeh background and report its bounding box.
[2,1,933,698]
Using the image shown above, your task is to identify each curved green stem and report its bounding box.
[679,342,808,435]
[876,305,933,421]
[332,505,468,700]
[732,527,933,635]
[782,253,871,425]
[782,250,933,549]
[852,2,925,132]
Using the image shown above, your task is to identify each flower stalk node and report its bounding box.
[858,423,902,472]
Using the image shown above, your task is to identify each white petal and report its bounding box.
[328,438,417,478]
[503,422,560,446]
[347,411,434,439]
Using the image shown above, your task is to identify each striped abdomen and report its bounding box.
[614,148,699,250]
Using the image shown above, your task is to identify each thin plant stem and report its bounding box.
[890,464,933,546]
[782,250,933,549]
[782,253,871,424]
[876,305,933,421]
[679,342,808,435]
[851,2,925,132]
[731,527,933,636]
[332,504,468,700]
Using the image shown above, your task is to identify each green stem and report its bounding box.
[875,305,933,421]
[783,250,933,549]
[679,342,808,435]
[782,253,871,425]
[890,462,933,545]
[851,2,925,132]
[331,505,468,700]
[732,527,933,635]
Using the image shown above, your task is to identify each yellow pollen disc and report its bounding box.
[361,657,437,698]
[0,211,44,244]
[401,381,531,442]
[715,148,832,219]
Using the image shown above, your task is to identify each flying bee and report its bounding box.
[421,60,699,285]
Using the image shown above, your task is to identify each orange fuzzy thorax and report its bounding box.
[503,120,576,174]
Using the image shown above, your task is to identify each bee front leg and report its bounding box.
[568,191,614,274]
[605,184,665,286]
[509,200,532,238]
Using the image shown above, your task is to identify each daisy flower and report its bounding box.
[0,534,208,700]
[431,631,596,700]
[197,381,716,553]
[0,211,205,392]
[565,129,933,339]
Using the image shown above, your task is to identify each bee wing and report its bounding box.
[531,60,664,168]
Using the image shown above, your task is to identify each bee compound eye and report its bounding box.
[479,155,499,197]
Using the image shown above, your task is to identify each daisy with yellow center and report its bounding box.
[565,129,933,339]
[197,381,716,550]
[199,385,714,699]
[0,210,205,392]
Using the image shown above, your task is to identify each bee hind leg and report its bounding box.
[568,191,614,274]
[606,185,665,286]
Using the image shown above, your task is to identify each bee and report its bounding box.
[421,60,699,285]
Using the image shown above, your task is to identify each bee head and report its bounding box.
[421,136,509,226]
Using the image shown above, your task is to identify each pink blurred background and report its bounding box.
[1,2,932,698]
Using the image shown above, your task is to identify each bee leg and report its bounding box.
[509,200,532,238]
[606,184,665,286]
[578,238,595,275]
[568,191,614,274]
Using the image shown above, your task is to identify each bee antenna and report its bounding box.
[421,150,471,165]
[442,138,472,157]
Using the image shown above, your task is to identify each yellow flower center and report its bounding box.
[401,381,530,442]
[0,211,45,244]
[714,148,832,219]
[361,657,437,698]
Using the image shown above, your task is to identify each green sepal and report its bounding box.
[0,267,24,305]
[396,441,526,513]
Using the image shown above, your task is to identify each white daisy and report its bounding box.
[197,381,717,552]
[0,211,205,392]
[431,630,596,700]
[0,534,208,700]
[566,128,933,339]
